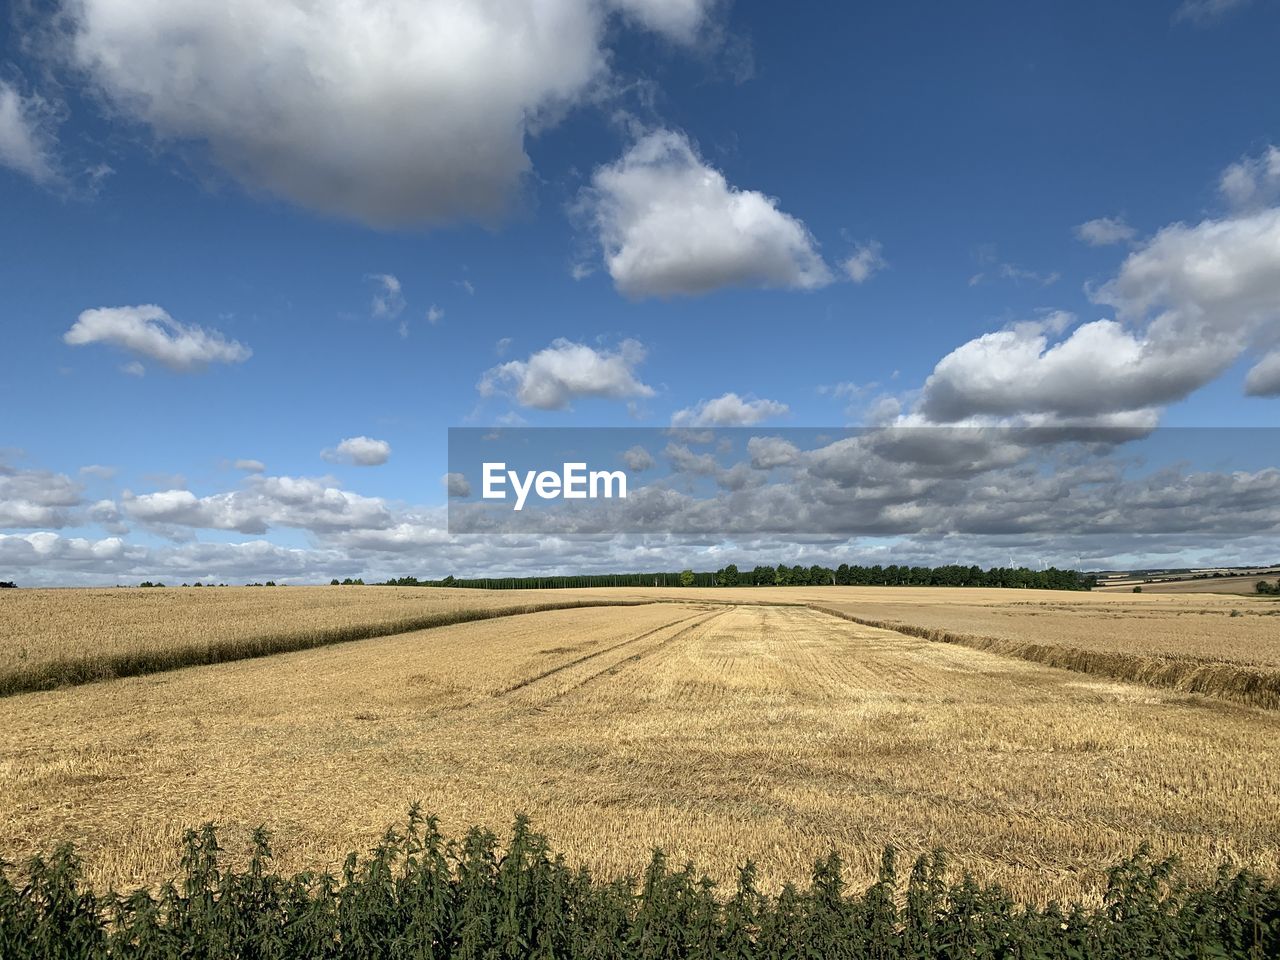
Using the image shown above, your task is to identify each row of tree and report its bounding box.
[710,563,1092,590]
[379,564,1094,592]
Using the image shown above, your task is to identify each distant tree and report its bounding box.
[716,564,740,587]
[679,569,696,587]
[330,578,340,586]
[0,581,16,589]
[1132,585,1143,593]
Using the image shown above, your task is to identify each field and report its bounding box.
[0,585,652,694]
[2,589,1278,909]
[1096,574,1277,595]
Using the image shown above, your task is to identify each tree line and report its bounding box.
[378,564,1095,592]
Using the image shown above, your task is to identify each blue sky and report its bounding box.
[2,0,1279,584]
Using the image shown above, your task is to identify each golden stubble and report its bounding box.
[2,600,1276,907]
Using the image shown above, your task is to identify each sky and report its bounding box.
[1,0,1279,585]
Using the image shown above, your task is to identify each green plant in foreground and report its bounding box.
[1,809,1277,959]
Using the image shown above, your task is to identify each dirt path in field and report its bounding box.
[1,602,1277,906]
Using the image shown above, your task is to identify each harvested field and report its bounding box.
[0,585,652,695]
[1096,574,1278,595]
[761,588,1280,709]
[1,602,1276,906]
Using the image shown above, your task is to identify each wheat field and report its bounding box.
[0,585,652,694]
[1,599,1276,906]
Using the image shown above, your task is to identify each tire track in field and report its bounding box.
[491,608,716,701]
[534,608,732,707]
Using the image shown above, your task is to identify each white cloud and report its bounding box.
[621,446,655,471]
[125,475,393,534]
[1245,350,1280,397]
[426,304,444,325]
[120,360,146,377]
[443,472,471,498]
[746,435,799,469]
[580,129,832,297]
[234,459,265,473]
[0,463,82,528]
[843,241,886,284]
[495,337,513,356]
[1175,0,1253,23]
[0,81,60,185]
[922,205,1280,421]
[64,0,713,227]
[607,0,714,43]
[478,338,654,409]
[1074,216,1136,246]
[89,499,128,534]
[1220,145,1280,210]
[64,305,252,371]
[321,436,392,466]
[79,464,117,480]
[671,392,789,427]
[368,274,405,318]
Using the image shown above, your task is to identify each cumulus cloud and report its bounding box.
[478,338,654,409]
[7,432,1280,584]
[607,0,714,43]
[62,0,714,227]
[1074,216,1136,246]
[622,445,656,471]
[1245,350,1280,397]
[0,81,61,185]
[89,499,128,535]
[234,459,265,473]
[747,435,800,469]
[0,463,83,528]
[671,392,789,427]
[843,241,886,283]
[79,464,117,479]
[321,436,391,466]
[922,205,1280,422]
[125,475,393,535]
[444,472,471,498]
[63,305,252,371]
[580,129,832,297]
[1220,145,1280,210]
[367,274,405,318]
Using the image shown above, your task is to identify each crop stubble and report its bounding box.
[1,601,1276,906]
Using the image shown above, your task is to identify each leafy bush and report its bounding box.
[2,809,1276,958]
